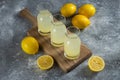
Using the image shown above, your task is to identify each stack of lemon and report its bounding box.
[60,3,96,29]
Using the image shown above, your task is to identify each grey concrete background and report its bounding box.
[0,0,120,80]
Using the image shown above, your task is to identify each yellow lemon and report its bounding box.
[21,36,39,55]
[72,15,90,29]
[78,4,96,18]
[37,55,54,70]
[88,56,105,72]
[60,3,77,17]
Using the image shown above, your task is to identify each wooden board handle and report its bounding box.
[19,8,37,27]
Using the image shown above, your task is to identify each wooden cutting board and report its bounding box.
[19,8,92,72]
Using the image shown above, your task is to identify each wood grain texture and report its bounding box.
[20,8,92,72]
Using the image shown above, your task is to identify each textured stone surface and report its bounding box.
[0,0,120,80]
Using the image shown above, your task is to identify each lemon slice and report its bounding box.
[88,56,105,72]
[37,55,54,70]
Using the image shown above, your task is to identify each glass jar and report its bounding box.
[51,21,67,47]
[64,26,81,60]
[37,10,54,36]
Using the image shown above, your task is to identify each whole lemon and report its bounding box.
[21,36,39,55]
[72,15,91,29]
[60,3,77,17]
[78,4,96,18]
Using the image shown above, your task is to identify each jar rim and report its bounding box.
[66,26,80,36]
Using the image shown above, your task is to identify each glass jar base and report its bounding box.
[51,41,63,47]
[38,31,50,36]
[64,53,80,60]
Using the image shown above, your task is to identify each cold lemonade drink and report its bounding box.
[37,10,53,36]
[64,27,81,60]
[51,21,66,47]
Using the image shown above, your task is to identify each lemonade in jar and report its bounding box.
[64,26,81,60]
[51,21,67,47]
[37,10,54,36]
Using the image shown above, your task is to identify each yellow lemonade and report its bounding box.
[37,10,53,36]
[51,21,66,47]
[64,33,81,59]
